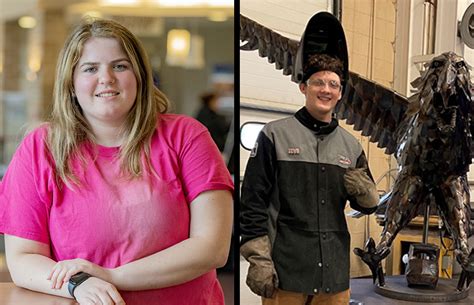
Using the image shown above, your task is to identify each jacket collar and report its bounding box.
[295,107,338,135]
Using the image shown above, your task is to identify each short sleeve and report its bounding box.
[0,128,52,244]
[177,118,234,203]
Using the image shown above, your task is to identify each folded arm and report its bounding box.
[5,235,71,298]
[48,189,233,291]
[110,189,233,290]
[5,235,124,304]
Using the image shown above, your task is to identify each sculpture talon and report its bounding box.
[353,238,390,286]
[457,249,474,291]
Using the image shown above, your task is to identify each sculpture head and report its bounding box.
[412,52,472,112]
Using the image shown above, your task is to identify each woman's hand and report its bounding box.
[48,258,111,289]
[74,277,125,305]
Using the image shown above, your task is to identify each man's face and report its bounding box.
[299,70,342,122]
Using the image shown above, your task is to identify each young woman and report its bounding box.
[0,19,233,305]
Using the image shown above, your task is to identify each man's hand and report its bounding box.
[74,277,125,305]
[240,235,279,298]
[344,168,379,208]
[48,258,112,290]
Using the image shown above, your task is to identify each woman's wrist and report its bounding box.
[107,266,123,288]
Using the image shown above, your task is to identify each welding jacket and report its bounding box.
[240,107,377,295]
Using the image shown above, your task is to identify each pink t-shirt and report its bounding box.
[0,114,234,305]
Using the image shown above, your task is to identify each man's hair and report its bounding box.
[302,54,344,84]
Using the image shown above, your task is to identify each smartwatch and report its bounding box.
[68,272,91,299]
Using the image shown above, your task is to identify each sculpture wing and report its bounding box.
[335,72,411,155]
[240,14,299,77]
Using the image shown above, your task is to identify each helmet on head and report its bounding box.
[293,12,349,93]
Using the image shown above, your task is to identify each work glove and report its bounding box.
[344,168,379,208]
[240,235,279,298]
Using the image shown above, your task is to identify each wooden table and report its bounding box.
[0,283,76,305]
[0,274,234,305]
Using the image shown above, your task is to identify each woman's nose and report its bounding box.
[99,68,115,84]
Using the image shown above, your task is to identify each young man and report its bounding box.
[240,54,379,305]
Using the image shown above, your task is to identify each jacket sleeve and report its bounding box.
[240,129,276,245]
[347,150,378,215]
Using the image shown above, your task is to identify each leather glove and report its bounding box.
[240,235,279,298]
[344,168,379,208]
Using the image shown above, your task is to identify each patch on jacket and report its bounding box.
[250,142,258,157]
[338,155,352,165]
[288,147,300,155]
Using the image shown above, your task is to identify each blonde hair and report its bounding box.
[48,18,168,186]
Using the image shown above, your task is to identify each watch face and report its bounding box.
[68,272,91,299]
[70,272,89,285]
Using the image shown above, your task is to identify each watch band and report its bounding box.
[68,272,92,299]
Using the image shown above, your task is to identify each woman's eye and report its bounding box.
[114,64,128,71]
[83,67,97,73]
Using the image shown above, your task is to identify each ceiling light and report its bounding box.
[170,31,190,53]
[208,11,228,22]
[166,29,191,66]
[18,16,37,29]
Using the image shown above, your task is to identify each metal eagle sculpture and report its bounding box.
[240,13,474,290]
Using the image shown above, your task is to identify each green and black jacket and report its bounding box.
[240,107,376,295]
